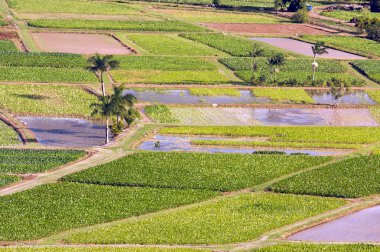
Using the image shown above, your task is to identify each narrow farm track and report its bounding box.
[0,110,37,144]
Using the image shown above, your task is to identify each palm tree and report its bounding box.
[110,84,137,124]
[251,43,265,82]
[91,95,113,144]
[311,41,328,81]
[87,54,120,96]
[266,53,286,82]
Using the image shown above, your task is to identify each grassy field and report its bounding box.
[368,90,380,103]
[189,88,241,96]
[156,9,282,23]
[0,149,85,174]
[144,105,180,123]
[301,35,380,58]
[0,41,18,52]
[63,152,331,191]
[160,126,380,145]
[0,85,98,116]
[254,244,380,252]
[125,34,225,56]
[28,20,207,32]
[0,120,20,146]
[270,155,380,198]
[352,60,380,84]
[0,248,210,252]
[65,193,345,245]
[0,182,218,241]
[252,88,314,103]
[0,174,19,188]
[321,10,380,22]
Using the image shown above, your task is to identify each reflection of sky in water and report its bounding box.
[308,91,376,105]
[138,134,346,156]
[254,109,327,125]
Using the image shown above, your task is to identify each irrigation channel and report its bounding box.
[17,117,108,148]
[250,38,367,59]
[138,134,349,156]
[124,89,376,105]
[288,204,380,243]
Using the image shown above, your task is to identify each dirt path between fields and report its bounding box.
[0,110,37,144]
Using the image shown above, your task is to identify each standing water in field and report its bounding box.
[308,90,376,105]
[18,117,108,148]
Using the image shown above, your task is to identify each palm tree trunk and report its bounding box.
[100,72,106,97]
[312,56,317,82]
[105,117,109,144]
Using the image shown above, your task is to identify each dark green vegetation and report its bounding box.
[65,193,345,245]
[0,182,217,241]
[254,244,380,252]
[220,57,364,86]
[63,152,331,191]
[0,174,19,188]
[0,149,86,174]
[352,60,380,83]
[28,20,206,32]
[270,155,380,198]
[144,105,179,123]
[0,41,18,52]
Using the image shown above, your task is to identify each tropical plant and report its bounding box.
[266,53,286,81]
[86,54,119,96]
[251,43,265,83]
[291,7,310,23]
[91,95,113,144]
[311,41,328,81]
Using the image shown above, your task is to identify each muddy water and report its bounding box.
[124,89,270,104]
[18,117,108,148]
[250,38,366,59]
[138,134,346,156]
[254,108,327,125]
[288,205,380,242]
[308,90,376,105]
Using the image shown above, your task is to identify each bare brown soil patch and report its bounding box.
[32,32,133,55]
[0,30,17,40]
[202,23,341,36]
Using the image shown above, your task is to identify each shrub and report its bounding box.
[291,8,310,23]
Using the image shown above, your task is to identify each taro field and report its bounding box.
[0,0,380,251]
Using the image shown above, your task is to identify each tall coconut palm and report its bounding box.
[266,53,286,82]
[91,95,113,144]
[251,43,265,82]
[311,41,328,81]
[87,54,120,96]
[110,84,137,124]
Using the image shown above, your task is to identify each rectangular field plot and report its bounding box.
[270,155,380,198]
[63,152,331,191]
[65,193,345,245]
[0,182,217,241]
[32,32,133,55]
[352,60,380,84]
[0,119,21,146]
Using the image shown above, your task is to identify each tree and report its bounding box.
[87,54,120,96]
[266,53,286,82]
[91,95,113,144]
[110,84,136,124]
[291,8,310,23]
[311,41,328,81]
[371,0,379,12]
[251,43,265,82]
[273,0,282,14]
[283,0,306,12]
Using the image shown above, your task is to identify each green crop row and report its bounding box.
[63,152,331,192]
[144,105,179,123]
[0,182,217,241]
[252,88,314,103]
[28,20,207,32]
[0,85,98,117]
[125,34,224,56]
[367,90,380,103]
[0,174,19,188]
[189,88,241,96]
[0,248,208,252]
[0,120,20,146]
[0,41,18,52]
[352,60,380,84]
[321,10,380,22]
[255,244,380,252]
[270,155,380,198]
[65,192,345,245]
[0,149,85,174]
[180,33,285,57]
[160,126,380,144]
[191,139,360,149]
[301,35,380,58]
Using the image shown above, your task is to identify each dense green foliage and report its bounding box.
[65,193,345,245]
[0,174,19,188]
[0,120,20,146]
[189,88,241,96]
[144,105,179,123]
[252,88,314,103]
[63,152,331,191]
[270,155,380,198]
[126,34,224,56]
[301,35,380,58]
[255,244,380,252]
[352,60,380,83]
[0,182,217,241]
[0,149,85,174]
[0,85,98,116]
[0,41,18,52]
[160,126,380,145]
[28,20,206,32]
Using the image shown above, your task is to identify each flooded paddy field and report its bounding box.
[18,117,108,148]
[288,205,380,243]
[138,134,346,156]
